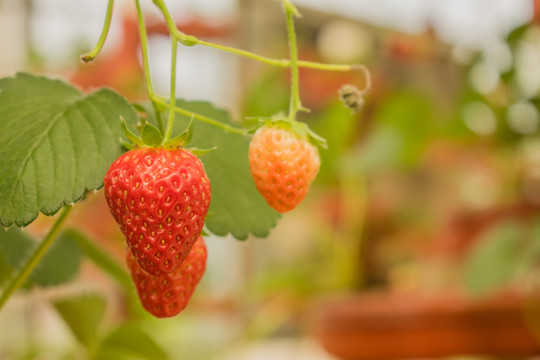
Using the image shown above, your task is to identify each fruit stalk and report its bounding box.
[282,0,303,120]
[135,0,164,132]
[163,35,179,144]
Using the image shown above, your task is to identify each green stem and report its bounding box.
[135,0,164,132]
[151,95,247,135]
[163,36,178,144]
[81,0,114,62]
[0,205,73,311]
[141,0,247,137]
[152,0,363,74]
[282,0,303,120]
[147,0,371,135]
[196,38,288,66]
[152,0,177,36]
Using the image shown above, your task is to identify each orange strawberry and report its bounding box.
[248,124,320,213]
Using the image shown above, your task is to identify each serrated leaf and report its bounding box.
[0,73,139,227]
[162,100,280,239]
[0,227,82,288]
[140,122,163,147]
[95,323,170,360]
[53,293,106,346]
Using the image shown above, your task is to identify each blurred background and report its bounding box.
[2,0,540,359]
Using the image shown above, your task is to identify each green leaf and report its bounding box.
[0,227,82,288]
[161,100,280,240]
[0,73,139,227]
[28,231,82,287]
[140,122,163,147]
[462,221,525,296]
[0,227,34,286]
[52,293,106,346]
[95,323,170,360]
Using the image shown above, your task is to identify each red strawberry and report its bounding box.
[127,236,207,318]
[248,124,320,213]
[104,147,211,276]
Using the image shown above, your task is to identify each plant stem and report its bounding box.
[282,0,303,120]
[0,205,73,311]
[81,0,114,62]
[151,0,364,74]
[151,95,247,135]
[196,38,288,66]
[135,0,164,132]
[146,0,371,135]
[152,0,177,37]
[163,36,178,144]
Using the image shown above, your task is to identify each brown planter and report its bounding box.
[310,292,540,360]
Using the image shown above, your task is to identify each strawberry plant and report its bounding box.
[0,0,370,357]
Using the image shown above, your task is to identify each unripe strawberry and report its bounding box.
[127,237,207,318]
[249,125,320,213]
[104,147,211,276]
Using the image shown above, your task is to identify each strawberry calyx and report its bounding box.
[119,117,216,154]
[250,115,327,149]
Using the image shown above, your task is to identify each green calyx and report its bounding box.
[120,117,191,149]
[120,117,215,155]
[251,115,327,149]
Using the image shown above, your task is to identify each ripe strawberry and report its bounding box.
[249,124,320,213]
[104,147,211,276]
[127,236,207,318]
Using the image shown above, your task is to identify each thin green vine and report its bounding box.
[86,0,371,138]
[0,205,73,311]
[81,0,114,62]
[282,0,303,120]
[135,0,165,133]
[163,36,179,144]
[152,95,248,135]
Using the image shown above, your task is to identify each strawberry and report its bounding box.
[127,236,207,318]
[249,124,320,213]
[104,147,211,276]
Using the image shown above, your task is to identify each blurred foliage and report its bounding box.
[463,218,540,296]
[0,227,82,288]
[53,294,107,347]
[95,323,170,360]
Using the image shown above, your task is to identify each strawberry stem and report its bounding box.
[282,0,303,121]
[162,35,179,144]
[138,0,371,140]
[151,95,248,135]
[135,0,164,133]
[80,0,114,62]
[0,205,73,311]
